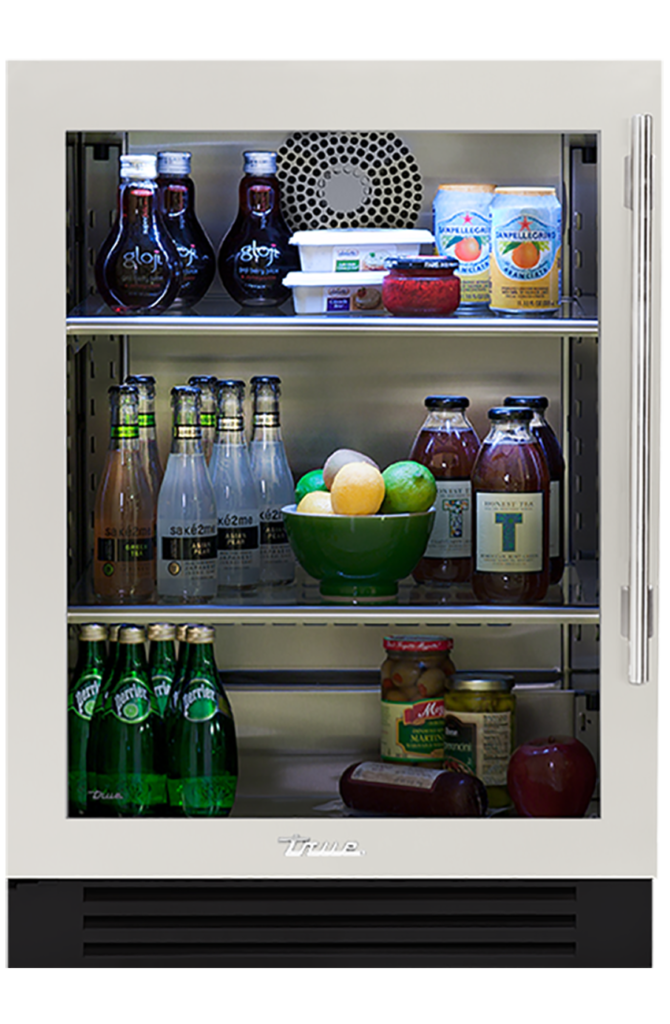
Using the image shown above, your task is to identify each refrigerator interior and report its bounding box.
[65,127,600,820]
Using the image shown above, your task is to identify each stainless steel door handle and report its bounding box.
[627,113,654,684]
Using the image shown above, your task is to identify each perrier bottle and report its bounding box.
[92,624,166,816]
[68,623,107,816]
[167,624,238,816]
[148,622,177,716]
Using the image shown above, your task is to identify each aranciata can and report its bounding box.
[489,186,562,314]
[433,184,495,308]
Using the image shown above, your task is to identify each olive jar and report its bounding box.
[444,673,516,808]
[380,635,455,765]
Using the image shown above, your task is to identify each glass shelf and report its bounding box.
[66,293,599,337]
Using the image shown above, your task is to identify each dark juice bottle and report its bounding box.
[409,396,480,584]
[471,407,550,604]
[157,151,216,308]
[95,154,182,315]
[504,395,565,584]
[218,151,298,308]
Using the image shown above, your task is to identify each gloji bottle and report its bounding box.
[125,374,164,499]
[156,386,218,603]
[210,380,261,592]
[249,376,295,586]
[93,384,156,604]
[504,395,565,584]
[409,396,480,584]
[95,154,182,314]
[68,623,107,816]
[471,407,550,604]
[157,151,216,308]
[90,624,166,817]
[166,624,238,817]
[218,151,298,308]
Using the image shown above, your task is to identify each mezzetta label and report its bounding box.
[381,698,446,763]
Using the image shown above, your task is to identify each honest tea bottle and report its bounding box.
[218,151,298,307]
[249,375,295,585]
[68,623,107,816]
[166,624,238,817]
[409,396,480,585]
[210,380,261,592]
[148,622,177,716]
[156,386,218,602]
[125,374,164,499]
[504,395,565,584]
[90,624,166,817]
[95,154,182,314]
[157,150,216,308]
[471,407,549,604]
[94,384,155,604]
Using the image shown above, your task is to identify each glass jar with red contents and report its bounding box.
[382,256,461,317]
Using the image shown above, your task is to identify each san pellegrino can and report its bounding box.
[433,184,495,309]
[167,624,238,816]
[489,187,562,314]
[68,623,107,816]
[91,624,166,816]
[148,622,177,716]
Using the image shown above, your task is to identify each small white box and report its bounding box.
[283,271,387,315]
[290,229,434,273]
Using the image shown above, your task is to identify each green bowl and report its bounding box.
[282,504,436,602]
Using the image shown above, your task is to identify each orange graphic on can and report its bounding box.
[490,187,562,314]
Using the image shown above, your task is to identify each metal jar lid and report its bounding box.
[424,395,470,410]
[447,672,514,693]
[186,624,215,644]
[157,151,191,176]
[244,151,277,176]
[386,256,458,273]
[118,625,147,644]
[384,635,453,653]
[79,623,108,642]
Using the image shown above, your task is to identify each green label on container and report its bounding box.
[110,679,154,723]
[111,425,140,440]
[381,698,446,763]
[180,678,225,722]
[68,672,101,720]
[138,412,156,428]
[167,773,237,813]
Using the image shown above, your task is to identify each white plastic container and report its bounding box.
[283,271,387,314]
[290,229,434,273]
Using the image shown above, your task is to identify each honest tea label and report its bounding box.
[381,697,446,764]
[550,480,560,559]
[476,492,543,573]
[425,480,472,559]
[444,711,512,786]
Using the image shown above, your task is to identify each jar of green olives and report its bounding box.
[380,635,455,765]
[444,674,515,808]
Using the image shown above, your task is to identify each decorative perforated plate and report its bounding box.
[277,131,423,231]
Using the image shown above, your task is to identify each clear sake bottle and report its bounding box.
[156,386,218,603]
[188,375,218,463]
[210,380,261,592]
[249,375,295,586]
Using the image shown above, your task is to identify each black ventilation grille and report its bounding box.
[9,879,652,968]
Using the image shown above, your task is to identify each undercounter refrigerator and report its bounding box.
[6,60,661,967]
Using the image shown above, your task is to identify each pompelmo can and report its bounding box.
[433,185,495,308]
[490,187,562,314]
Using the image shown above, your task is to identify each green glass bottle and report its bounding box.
[93,624,166,816]
[86,624,120,813]
[167,624,238,817]
[68,623,107,816]
[148,622,177,716]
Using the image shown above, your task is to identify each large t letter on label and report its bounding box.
[494,512,523,552]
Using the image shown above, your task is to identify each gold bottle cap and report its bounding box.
[147,623,177,642]
[177,624,189,643]
[186,624,215,644]
[108,624,121,642]
[79,623,108,642]
[118,624,146,644]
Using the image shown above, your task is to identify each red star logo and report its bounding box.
[463,214,472,224]
[519,216,531,230]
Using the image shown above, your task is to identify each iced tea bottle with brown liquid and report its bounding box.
[94,384,156,603]
[409,396,480,584]
[471,407,549,604]
[504,395,565,584]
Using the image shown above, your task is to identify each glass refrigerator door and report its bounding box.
[6,62,659,885]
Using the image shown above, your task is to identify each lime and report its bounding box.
[380,461,437,514]
[295,469,328,504]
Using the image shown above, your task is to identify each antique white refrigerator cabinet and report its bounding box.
[6,61,661,967]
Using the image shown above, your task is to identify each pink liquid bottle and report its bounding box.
[157,151,215,308]
[95,155,182,315]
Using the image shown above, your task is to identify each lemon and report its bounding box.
[297,490,334,514]
[295,469,327,504]
[380,461,437,514]
[330,462,385,515]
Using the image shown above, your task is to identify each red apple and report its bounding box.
[507,735,597,818]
